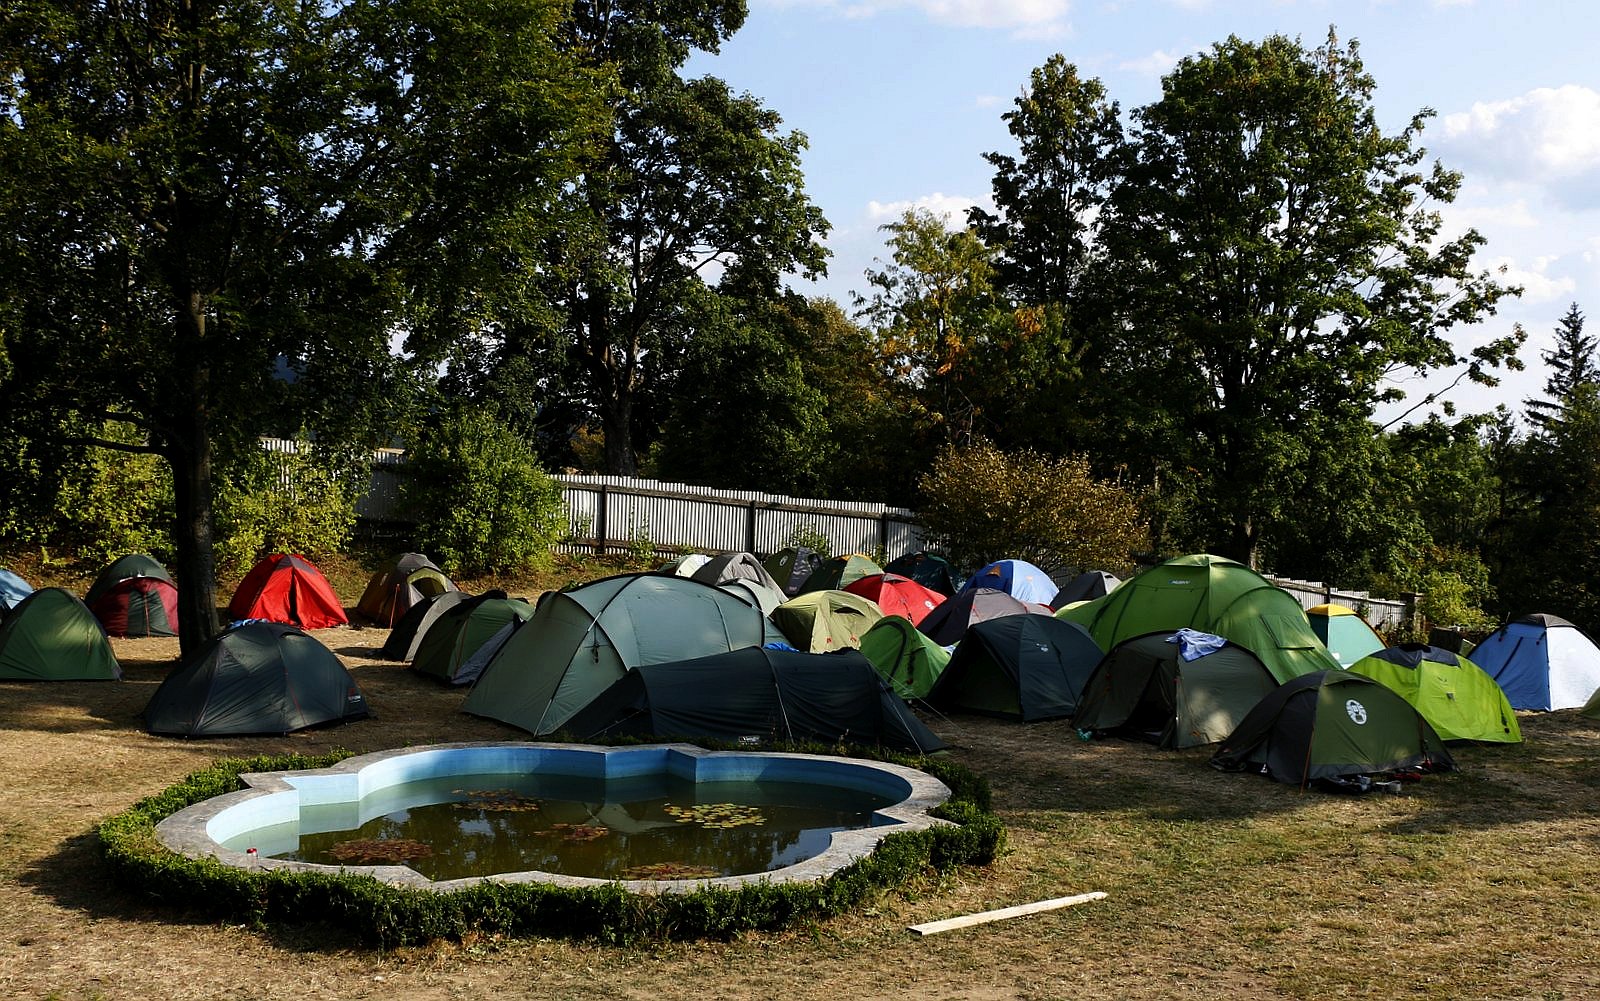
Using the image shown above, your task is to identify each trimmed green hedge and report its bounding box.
[98,749,1004,947]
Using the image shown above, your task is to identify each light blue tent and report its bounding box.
[1307,604,1386,669]
[961,559,1058,606]
[0,568,33,613]
[1470,613,1600,711]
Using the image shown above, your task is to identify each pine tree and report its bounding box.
[1526,303,1595,434]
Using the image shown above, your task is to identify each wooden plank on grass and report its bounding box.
[908,891,1108,936]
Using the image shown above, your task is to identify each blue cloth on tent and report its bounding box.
[1167,628,1227,661]
[763,640,800,652]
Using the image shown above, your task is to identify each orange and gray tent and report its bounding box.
[918,587,1050,646]
[1307,603,1386,669]
[379,589,472,661]
[462,573,772,736]
[143,622,369,736]
[0,587,121,681]
[84,553,179,638]
[843,573,946,626]
[926,614,1103,722]
[562,647,946,753]
[227,553,348,630]
[355,552,457,626]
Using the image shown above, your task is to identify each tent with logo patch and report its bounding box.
[355,552,457,626]
[84,553,180,638]
[1307,604,1386,669]
[379,589,473,661]
[884,552,960,596]
[1072,631,1280,749]
[771,589,884,652]
[962,559,1059,606]
[0,587,121,681]
[918,587,1051,646]
[562,647,946,753]
[227,553,348,630]
[143,622,368,736]
[926,614,1103,722]
[843,573,946,626]
[1469,613,1600,711]
[859,615,953,699]
[0,568,34,614]
[798,553,885,595]
[1052,570,1121,608]
[1057,554,1338,684]
[1211,669,1456,788]
[462,573,772,736]
[1347,645,1521,743]
[411,591,535,685]
[762,547,823,597]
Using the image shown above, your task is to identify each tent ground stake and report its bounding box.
[908,891,1108,936]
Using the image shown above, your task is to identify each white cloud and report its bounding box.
[1437,85,1600,209]
[758,0,1072,31]
[975,94,1005,109]
[1118,48,1184,77]
[1483,255,1576,304]
[865,191,992,225]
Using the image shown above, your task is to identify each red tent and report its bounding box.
[843,573,946,626]
[228,554,348,630]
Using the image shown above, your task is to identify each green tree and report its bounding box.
[1094,31,1520,567]
[0,0,597,655]
[1525,302,1595,436]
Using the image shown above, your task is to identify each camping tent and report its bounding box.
[227,553,348,630]
[884,552,960,596]
[378,590,472,661]
[1307,604,1386,669]
[0,568,32,613]
[771,589,884,652]
[658,553,712,578]
[1072,630,1279,749]
[1057,554,1338,684]
[798,554,885,595]
[0,588,121,681]
[354,552,457,626]
[461,573,771,736]
[926,615,1103,722]
[918,587,1049,646]
[1346,644,1521,744]
[843,573,946,626]
[1211,669,1457,788]
[411,592,535,685]
[1052,570,1121,607]
[84,553,179,638]
[962,559,1059,606]
[143,622,369,736]
[1470,613,1600,711]
[690,552,784,593]
[859,615,953,699]
[718,577,787,618]
[562,647,946,753]
[762,547,823,597]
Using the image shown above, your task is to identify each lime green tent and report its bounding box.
[1347,644,1521,744]
[1057,554,1337,684]
[461,573,770,736]
[859,615,952,698]
[772,589,884,652]
[0,588,121,681]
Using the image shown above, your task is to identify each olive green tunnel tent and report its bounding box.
[378,589,472,661]
[1346,644,1521,744]
[355,552,457,627]
[925,614,1103,722]
[562,646,946,753]
[1211,669,1457,789]
[0,587,121,681]
[462,573,772,736]
[410,591,534,686]
[143,622,369,737]
[771,589,884,653]
[83,553,179,638]
[1058,554,1338,684]
[859,614,953,699]
[1071,630,1279,749]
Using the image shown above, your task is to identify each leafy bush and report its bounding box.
[49,429,175,563]
[916,437,1149,576]
[400,405,568,576]
[98,748,1002,947]
[213,437,364,572]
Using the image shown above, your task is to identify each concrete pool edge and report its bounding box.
[154,741,954,894]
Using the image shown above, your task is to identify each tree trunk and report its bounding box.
[169,296,222,660]
[600,390,636,476]
[1222,517,1259,570]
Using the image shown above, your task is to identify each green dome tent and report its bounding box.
[1071,630,1279,749]
[355,552,457,626]
[859,615,953,699]
[462,574,771,736]
[926,614,1103,722]
[1058,554,1338,684]
[0,588,121,681]
[1211,669,1456,789]
[378,589,472,662]
[762,547,823,596]
[1347,644,1521,744]
[771,589,884,652]
[411,592,534,685]
[798,554,884,595]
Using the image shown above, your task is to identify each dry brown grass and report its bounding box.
[3,555,1600,1000]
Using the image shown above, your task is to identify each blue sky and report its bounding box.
[688,0,1599,424]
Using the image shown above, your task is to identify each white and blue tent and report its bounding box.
[0,568,33,614]
[961,559,1058,606]
[1470,613,1600,711]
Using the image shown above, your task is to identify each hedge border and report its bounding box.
[97,747,1004,947]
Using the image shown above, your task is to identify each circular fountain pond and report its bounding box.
[156,742,951,891]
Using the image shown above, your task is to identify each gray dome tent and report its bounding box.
[926,614,1103,721]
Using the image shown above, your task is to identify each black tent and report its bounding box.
[144,622,369,736]
[562,646,945,753]
[926,614,1102,721]
[884,552,960,596]
[1052,570,1121,607]
[378,589,471,662]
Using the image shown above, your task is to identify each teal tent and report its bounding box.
[926,615,1103,722]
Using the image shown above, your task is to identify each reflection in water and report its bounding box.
[220,772,894,881]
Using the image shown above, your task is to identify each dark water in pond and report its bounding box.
[223,771,896,881]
